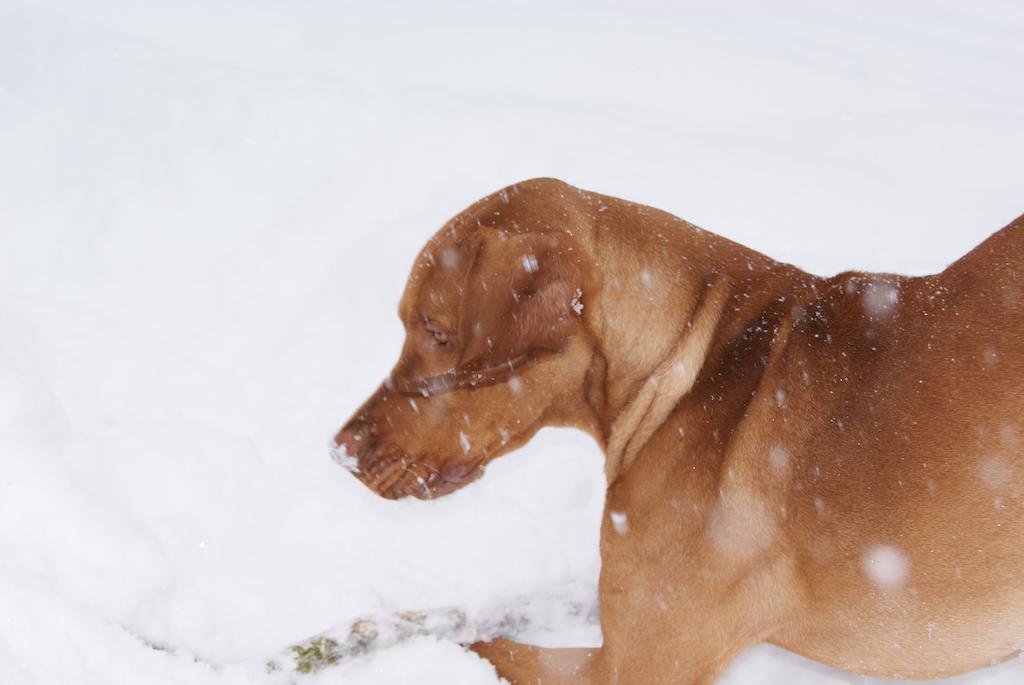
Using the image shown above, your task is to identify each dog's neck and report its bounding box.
[578,203,818,483]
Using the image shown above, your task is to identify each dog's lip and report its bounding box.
[397,461,484,500]
[438,460,480,484]
[329,437,485,499]
[384,459,485,500]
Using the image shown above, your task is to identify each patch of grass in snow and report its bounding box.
[288,636,341,674]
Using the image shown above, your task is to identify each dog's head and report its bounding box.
[333,181,599,499]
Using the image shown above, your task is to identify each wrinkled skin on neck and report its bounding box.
[333,180,600,499]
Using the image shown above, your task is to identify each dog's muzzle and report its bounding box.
[332,423,482,499]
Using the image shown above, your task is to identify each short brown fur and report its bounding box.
[335,179,1024,683]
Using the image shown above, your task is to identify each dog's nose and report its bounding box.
[334,425,363,458]
[331,423,371,473]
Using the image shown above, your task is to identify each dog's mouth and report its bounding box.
[330,439,484,500]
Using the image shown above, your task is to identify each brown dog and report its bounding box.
[333,178,1024,684]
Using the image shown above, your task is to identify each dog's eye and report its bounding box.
[420,316,453,350]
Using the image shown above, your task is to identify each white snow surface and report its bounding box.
[2,1,1024,683]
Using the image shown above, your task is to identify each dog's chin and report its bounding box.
[330,441,484,500]
[367,462,485,501]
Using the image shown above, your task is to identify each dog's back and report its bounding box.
[775,213,1024,677]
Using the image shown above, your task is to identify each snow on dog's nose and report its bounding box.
[331,424,364,473]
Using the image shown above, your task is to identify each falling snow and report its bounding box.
[768,445,790,475]
[979,456,1013,490]
[862,280,900,319]
[440,247,461,269]
[3,2,1023,684]
[610,511,629,535]
[774,389,787,408]
[862,545,911,588]
[639,268,654,288]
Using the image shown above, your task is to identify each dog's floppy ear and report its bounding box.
[457,229,591,377]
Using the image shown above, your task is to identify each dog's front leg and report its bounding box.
[590,483,794,685]
[471,623,742,685]
[470,638,605,684]
[593,583,765,685]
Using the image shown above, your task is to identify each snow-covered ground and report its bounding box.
[2,1,1023,683]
